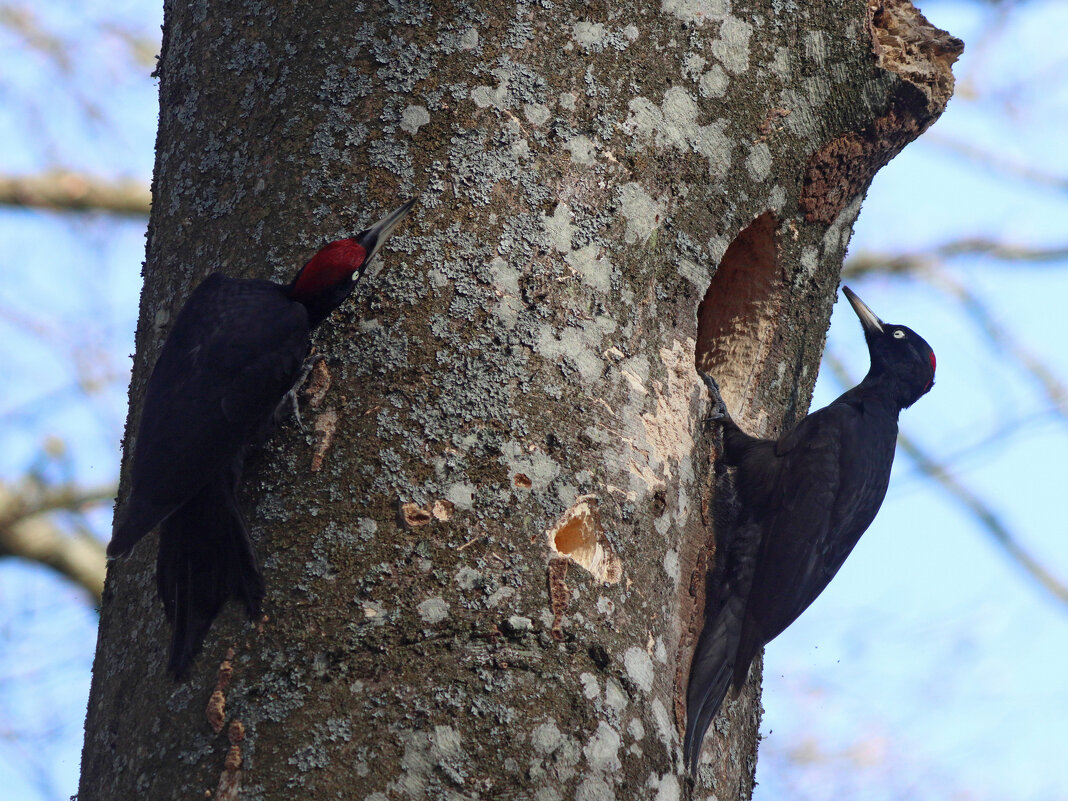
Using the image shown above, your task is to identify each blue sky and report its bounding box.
[0,2,1065,799]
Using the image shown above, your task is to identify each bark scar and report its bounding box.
[546,495,622,584]
[205,647,235,735]
[214,720,245,801]
[547,557,571,641]
[399,499,456,528]
[303,357,332,408]
[311,408,339,472]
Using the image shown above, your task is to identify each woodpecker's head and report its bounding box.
[843,286,936,408]
[289,198,415,326]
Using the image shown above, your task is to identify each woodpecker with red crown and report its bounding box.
[109,199,415,677]
[684,286,936,774]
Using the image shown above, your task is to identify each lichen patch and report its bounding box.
[532,720,564,754]
[572,21,606,49]
[660,0,729,27]
[564,135,597,166]
[710,16,753,74]
[535,316,617,383]
[399,105,430,135]
[699,64,728,98]
[623,646,654,693]
[623,89,731,178]
[541,202,575,253]
[502,441,560,492]
[416,597,449,624]
[618,182,665,246]
[565,244,611,292]
[584,722,622,771]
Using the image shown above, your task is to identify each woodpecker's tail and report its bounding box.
[683,589,746,774]
[155,475,264,678]
[683,515,763,774]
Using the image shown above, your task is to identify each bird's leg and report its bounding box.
[699,370,728,424]
[281,352,324,432]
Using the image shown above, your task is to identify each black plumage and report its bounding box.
[684,286,936,773]
[108,199,414,676]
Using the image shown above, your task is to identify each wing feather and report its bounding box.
[112,276,309,553]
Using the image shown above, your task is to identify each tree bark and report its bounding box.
[80,1,959,799]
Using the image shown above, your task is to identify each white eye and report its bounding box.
[892,329,906,339]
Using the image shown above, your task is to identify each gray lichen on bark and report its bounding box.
[81,1,959,799]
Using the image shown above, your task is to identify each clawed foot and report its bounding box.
[284,353,325,432]
[283,386,306,432]
[698,370,728,425]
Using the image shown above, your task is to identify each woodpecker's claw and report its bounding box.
[285,388,306,432]
[281,354,324,432]
[698,370,728,424]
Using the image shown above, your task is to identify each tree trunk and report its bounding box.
[80,1,959,798]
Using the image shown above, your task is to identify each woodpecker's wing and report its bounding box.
[109,276,309,556]
[133,276,310,502]
[732,400,881,678]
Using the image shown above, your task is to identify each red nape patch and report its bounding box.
[290,239,367,298]
[930,352,937,373]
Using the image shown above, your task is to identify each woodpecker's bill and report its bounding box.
[108,199,415,677]
[683,285,935,773]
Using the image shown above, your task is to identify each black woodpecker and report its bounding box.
[108,199,415,677]
[684,285,936,773]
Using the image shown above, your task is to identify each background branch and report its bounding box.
[0,479,112,603]
[0,172,150,216]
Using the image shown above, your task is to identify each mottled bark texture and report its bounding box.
[80,1,959,798]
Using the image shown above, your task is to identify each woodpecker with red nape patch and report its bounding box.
[684,286,935,774]
[109,199,415,677]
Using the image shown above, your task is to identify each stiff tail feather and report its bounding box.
[155,477,264,677]
[683,591,746,774]
[683,517,762,774]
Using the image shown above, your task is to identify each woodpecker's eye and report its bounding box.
[892,329,905,339]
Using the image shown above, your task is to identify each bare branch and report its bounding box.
[0,171,150,216]
[0,479,113,603]
[845,239,1068,279]
[825,352,1068,608]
